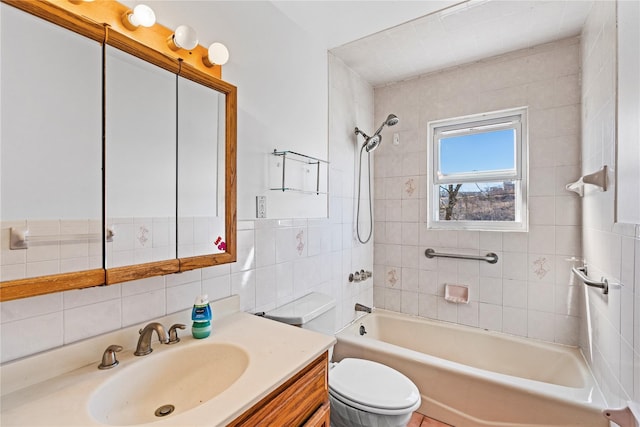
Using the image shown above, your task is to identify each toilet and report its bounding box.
[265,293,421,427]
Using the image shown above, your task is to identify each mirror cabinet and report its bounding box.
[0,0,237,301]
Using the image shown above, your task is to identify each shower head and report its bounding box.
[364,134,381,152]
[385,114,399,126]
[372,113,400,139]
[355,113,399,152]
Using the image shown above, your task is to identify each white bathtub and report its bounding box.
[333,309,607,427]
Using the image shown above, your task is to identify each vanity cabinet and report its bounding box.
[229,351,329,427]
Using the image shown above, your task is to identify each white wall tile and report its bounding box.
[503,279,527,309]
[528,226,556,254]
[401,291,419,315]
[479,277,503,305]
[64,299,121,343]
[502,252,528,281]
[121,289,166,327]
[528,282,555,312]
[457,301,479,327]
[1,313,63,363]
[418,293,438,318]
[528,310,555,342]
[231,270,256,312]
[478,303,502,331]
[1,292,63,322]
[166,281,202,314]
[63,285,121,310]
[554,314,579,346]
[165,269,201,288]
[121,276,165,297]
[437,297,458,323]
[255,265,277,308]
[202,275,231,302]
[503,307,527,337]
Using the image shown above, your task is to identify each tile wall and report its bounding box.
[0,54,374,364]
[579,1,639,407]
[372,37,583,345]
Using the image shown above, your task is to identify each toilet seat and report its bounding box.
[329,358,420,416]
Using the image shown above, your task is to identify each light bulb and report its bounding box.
[168,25,198,51]
[130,5,155,27]
[203,42,229,67]
[122,4,155,30]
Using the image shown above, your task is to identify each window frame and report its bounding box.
[427,107,528,232]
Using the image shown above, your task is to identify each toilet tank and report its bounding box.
[265,292,336,335]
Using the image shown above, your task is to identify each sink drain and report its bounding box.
[155,404,175,417]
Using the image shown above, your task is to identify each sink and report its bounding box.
[88,342,249,426]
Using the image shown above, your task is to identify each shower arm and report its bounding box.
[354,127,370,139]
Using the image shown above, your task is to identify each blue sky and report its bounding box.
[440,129,515,175]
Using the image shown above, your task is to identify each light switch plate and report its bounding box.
[256,196,267,218]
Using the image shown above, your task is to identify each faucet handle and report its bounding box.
[168,323,186,344]
[98,344,123,370]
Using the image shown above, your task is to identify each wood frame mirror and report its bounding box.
[0,0,237,301]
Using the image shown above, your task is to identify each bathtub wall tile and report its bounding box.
[457,301,479,328]
[503,307,527,337]
[0,55,375,363]
[478,303,502,332]
[579,1,639,407]
[373,38,583,348]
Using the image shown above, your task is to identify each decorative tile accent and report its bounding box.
[137,225,150,246]
[404,178,416,197]
[386,268,399,288]
[295,230,305,255]
[532,256,550,279]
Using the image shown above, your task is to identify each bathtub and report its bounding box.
[333,309,608,427]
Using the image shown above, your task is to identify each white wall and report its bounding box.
[0,3,374,363]
[373,38,583,345]
[580,0,639,408]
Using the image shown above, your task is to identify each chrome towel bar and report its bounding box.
[424,248,498,264]
[571,266,609,294]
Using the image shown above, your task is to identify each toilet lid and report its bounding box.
[329,358,420,413]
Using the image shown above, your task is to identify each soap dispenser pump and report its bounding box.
[191,295,212,339]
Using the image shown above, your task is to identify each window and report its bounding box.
[427,108,528,231]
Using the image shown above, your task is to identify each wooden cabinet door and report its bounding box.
[229,352,329,427]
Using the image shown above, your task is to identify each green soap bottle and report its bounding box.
[191,295,212,339]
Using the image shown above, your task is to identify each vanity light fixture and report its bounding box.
[167,25,198,51]
[122,4,156,31]
[203,42,230,67]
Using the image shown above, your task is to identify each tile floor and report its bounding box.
[409,412,452,427]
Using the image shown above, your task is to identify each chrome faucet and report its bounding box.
[134,322,168,356]
[354,303,372,313]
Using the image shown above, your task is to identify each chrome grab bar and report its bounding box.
[424,248,498,264]
[571,266,609,295]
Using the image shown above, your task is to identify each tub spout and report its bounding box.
[355,303,372,313]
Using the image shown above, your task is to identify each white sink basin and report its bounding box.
[88,342,249,426]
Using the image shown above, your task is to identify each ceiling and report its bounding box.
[274,0,594,87]
[271,1,459,49]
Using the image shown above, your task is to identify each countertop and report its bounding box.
[0,295,336,426]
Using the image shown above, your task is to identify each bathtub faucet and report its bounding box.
[355,303,372,313]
